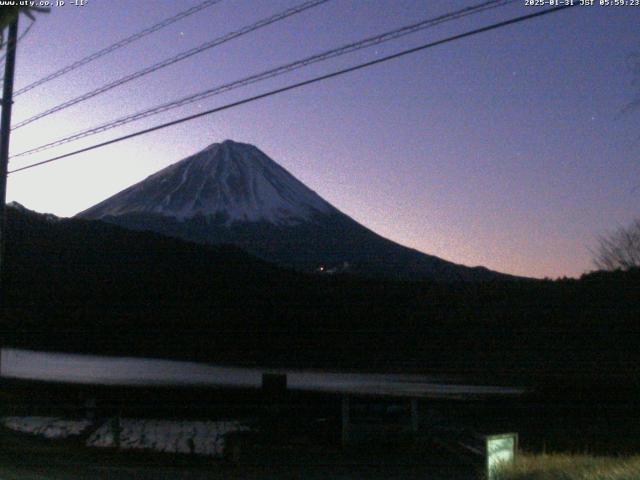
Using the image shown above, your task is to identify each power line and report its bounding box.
[8,4,576,175]
[13,3,332,132]
[11,0,224,98]
[11,0,331,130]
[11,0,515,158]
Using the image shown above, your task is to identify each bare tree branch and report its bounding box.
[593,218,640,271]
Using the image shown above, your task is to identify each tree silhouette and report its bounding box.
[593,218,640,271]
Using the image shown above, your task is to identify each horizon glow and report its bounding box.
[4,0,640,279]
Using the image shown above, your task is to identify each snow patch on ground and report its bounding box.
[2,416,249,457]
[1,416,92,439]
[87,418,249,456]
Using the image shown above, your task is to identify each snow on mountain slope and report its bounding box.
[77,139,518,281]
[79,140,335,225]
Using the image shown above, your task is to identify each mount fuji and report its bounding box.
[78,140,514,281]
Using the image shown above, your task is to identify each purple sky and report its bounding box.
[5,0,640,278]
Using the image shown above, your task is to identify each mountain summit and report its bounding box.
[78,140,516,281]
[81,140,336,225]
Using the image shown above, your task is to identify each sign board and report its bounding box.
[486,433,518,480]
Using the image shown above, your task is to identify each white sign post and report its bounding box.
[486,433,518,480]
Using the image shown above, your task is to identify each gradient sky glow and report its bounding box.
[5,0,640,279]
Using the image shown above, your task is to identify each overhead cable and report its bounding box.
[12,0,225,97]
[11,0,515,156]
[9,5,576,174]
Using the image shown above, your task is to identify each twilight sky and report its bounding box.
[5,0,640,279]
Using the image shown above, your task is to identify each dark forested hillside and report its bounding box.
[2,206,639,391]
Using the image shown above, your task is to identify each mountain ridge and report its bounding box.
[80,140,336,225]
[78,140,520,282]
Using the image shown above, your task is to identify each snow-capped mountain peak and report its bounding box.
[78,139,517,281]
[79,140,335,225]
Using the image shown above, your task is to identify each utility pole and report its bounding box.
[0,16,19,298]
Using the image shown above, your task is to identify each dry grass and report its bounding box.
[495,453,640,480]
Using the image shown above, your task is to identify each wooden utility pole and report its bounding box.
[0,16,19,296]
